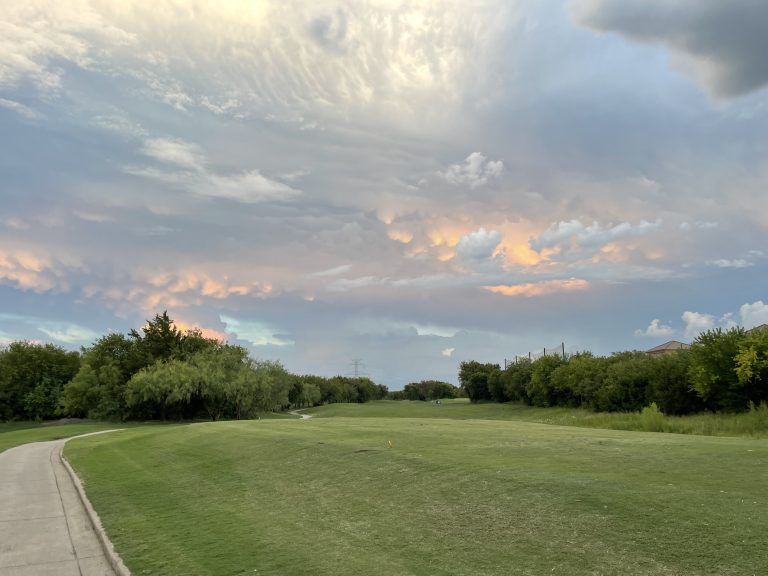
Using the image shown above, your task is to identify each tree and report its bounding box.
[458,361,499,403]
[503,360,533,404]
[596,352,654,412]
[125,359,199,420]
[734,328,768,406]
[647,352,703,415]
[0,342,80,420]
[689,328,747,411]
[526,355,566,407]
[130,311,182,364]
[61,333,144,419]
[550,353,607,408]
[402,380,458,401]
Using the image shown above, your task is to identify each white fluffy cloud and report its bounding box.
[530,219,661,252]
[441,347,455,357]
[681,301,768,340]
[740,301,768,330]
[439,152,504,189]
[635,319,674,338]
[455,227,502,261]
[681,311,716,340]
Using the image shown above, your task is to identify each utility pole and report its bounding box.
[351,358,363,378]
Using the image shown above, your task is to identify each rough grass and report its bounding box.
[304,400,768,437]
[0,421,130,453]
[66,418,768,576]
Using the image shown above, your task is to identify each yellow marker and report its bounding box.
[388,440,393,448]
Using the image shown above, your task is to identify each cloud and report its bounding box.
[142,138,205,171]
[706,251,764,269]
[219,315,294,347]
[326,276,383,293]
[36,321,100,344]
[740,301,768,330]
[635,319,674,338]
[309,264,353,278]
[0,249,79,293]
[0,313,98,344]
[441,347,455,357]
[439,153,504,189]
[92,114,147,138]
[707,259,752,269]
[483,278,589,298]
[530,219,661,252]
[0,98,42,119]
[414,324,460,338]
[0,1,510,129]
[681,311,715,340]
[681,310,737,340]
[455,228,502,261]
[571,0,768,98]
[127,136,301,204]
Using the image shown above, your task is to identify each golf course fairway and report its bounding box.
[65,415,768,575]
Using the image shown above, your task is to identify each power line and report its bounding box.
[347,358,367,378]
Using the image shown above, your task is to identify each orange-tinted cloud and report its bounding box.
[483,278,589,297]
[173,319,228,342]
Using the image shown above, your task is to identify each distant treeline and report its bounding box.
[459,327,768,414]
[0,312,387,422]
[389,380,462,401]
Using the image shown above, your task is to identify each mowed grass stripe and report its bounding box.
[66,418,768,576]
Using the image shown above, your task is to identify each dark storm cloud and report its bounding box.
[572,0,768,97]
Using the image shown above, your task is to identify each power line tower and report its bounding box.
[348,358,365,378]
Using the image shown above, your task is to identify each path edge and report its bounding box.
[60,432,132,576]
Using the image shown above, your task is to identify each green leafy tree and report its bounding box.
[458,361,499,403]
[125,359,199,420]
[689,328,747,411]
[596,352,654,412]
[402,380,458,401]
[130,311,182,364]
[526,355,566,407]
[647,352,703,415]
[734,328,768,406]
[503,360,533,404]
[61,333,144,419]
[0,341,80,420]
[550,353,607,408]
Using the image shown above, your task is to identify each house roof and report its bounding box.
[746,324,768,335]
[646,340,690,353]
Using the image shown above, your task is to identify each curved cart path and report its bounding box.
[288,409,313,420]
[0,432,126,576]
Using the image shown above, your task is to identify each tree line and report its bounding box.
[389,380,462,401]
[0,312,387,422]
[459,327,768,414]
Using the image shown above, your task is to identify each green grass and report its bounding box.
[66,418,768,576]
[305,399,768,437]
[0,421,130,453]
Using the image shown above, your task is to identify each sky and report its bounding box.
[1,0,767,388]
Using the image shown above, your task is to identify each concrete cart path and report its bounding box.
[288,409,313,420]
[0,435,121,576]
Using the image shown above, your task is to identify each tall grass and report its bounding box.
[536,402,768,437]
